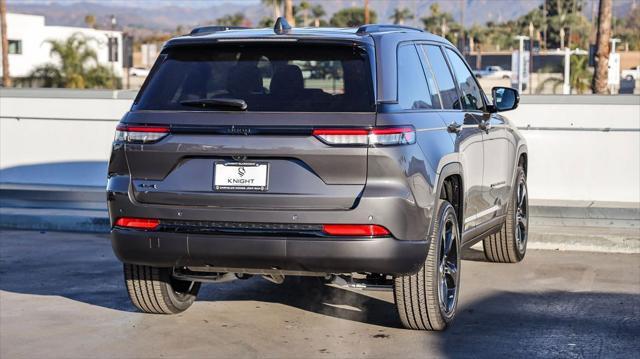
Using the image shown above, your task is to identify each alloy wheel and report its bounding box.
[438,214,459,315]
[515,178,528,253]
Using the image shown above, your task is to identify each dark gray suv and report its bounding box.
[108,19,528,331]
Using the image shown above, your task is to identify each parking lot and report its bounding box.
[0,229,638,358]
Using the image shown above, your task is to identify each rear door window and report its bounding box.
[397,44,439,110]
[420,45,460,110]
[134,44,374,112]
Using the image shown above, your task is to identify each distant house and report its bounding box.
[0,12,123,79]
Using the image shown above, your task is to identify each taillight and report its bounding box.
[312,127,415,146]
[115,124,169,143]
[114,217,160,230]
[322,224,391,237]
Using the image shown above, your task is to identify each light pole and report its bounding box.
[515,35,529,93]
[109,15,116,90]
[528,22,534,94]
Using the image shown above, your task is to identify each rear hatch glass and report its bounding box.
[126,42,375,210]
[133,43,375,113]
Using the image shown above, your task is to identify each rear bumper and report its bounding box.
[111,229,428,275]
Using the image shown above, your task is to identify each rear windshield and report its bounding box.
[133,44,375,112]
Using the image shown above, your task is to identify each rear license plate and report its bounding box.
[214,162,268,191]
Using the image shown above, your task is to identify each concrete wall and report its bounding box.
[1,89,639,204]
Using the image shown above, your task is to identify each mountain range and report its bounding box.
[7,0,636,33]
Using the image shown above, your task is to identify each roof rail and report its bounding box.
[189,26,250,35]
[356,24,423,34]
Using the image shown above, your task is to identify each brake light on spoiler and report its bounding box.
[115,124,169,143]
[312,127,416,146]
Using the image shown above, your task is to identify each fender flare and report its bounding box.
[430,162,464,235]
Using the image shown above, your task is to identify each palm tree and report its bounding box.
[28,33,116,88]
[299,0,311,26]
[311,4,326,27]
[216,13,246,26]
[422,4,456,37]
[261,0,283,19]
[592,0,612,94]
[84,14,96,29]
[1,0,11,87]
[537,55,592,94]
[284,0,295,25]
[390,7,414,25]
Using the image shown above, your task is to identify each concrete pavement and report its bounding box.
[0,229,639,358]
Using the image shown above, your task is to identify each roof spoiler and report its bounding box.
[356,24,423,34]
[189,26,250,35]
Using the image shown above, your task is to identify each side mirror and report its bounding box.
[490,87,519,112]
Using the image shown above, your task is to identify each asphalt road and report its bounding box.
[0,230,638,359]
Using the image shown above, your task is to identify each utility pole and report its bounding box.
[592,0,612,94]
[0,0,11,87]
[460,0,466,53]
[364,0,370,24]
[284,0,295,26]
[542,0,547,50]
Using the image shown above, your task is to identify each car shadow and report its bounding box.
[438,290,640,358]
[2,229,638,355]
[198,276,402,328]
[0,230,400,326]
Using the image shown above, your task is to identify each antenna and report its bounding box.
[274,17,292,35]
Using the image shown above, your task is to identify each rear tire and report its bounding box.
[483,167,528,263]
[124,264,201,314]
[393,200,461,331]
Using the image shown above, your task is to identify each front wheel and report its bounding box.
[483,167,528,263]
[393,200,461,331]
[124,264,201,314]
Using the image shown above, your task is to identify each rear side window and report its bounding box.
[397,44,439,110]
[421,45,459,110]
[133,44,374,112]
[444,48,485,112]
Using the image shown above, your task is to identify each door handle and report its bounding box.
[478,119,491,134]
[447,121,462,134]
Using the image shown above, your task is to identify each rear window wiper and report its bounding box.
[180,98,247,111]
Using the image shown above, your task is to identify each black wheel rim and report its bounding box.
[515,178,528,253]
[438,213,459,315]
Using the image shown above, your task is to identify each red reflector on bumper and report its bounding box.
[322,224,390,237]
[115,217,160,230]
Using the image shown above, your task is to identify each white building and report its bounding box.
[0,12,123,79]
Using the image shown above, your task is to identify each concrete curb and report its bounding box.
[0,207,109,233]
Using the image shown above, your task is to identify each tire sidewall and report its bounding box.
[511,169,528,260]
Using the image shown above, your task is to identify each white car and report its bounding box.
[129,67,151,77]
[474,66,512,79]
[621,66,640,81]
